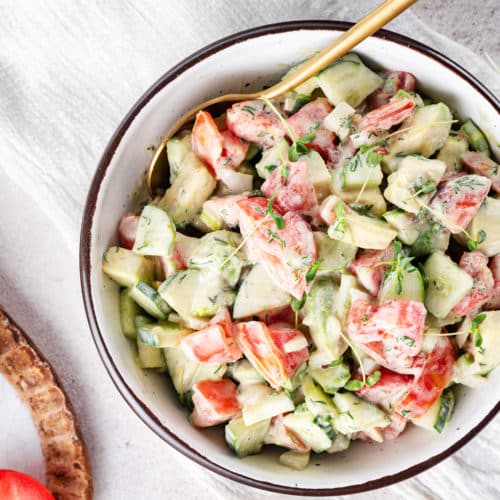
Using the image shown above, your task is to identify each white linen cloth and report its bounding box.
[0,1,498,498]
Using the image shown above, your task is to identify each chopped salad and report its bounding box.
[102,53,500,470]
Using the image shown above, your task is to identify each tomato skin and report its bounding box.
[349,247,394,297]
[429,174,491,233]
[348,299,426,373]
[118,213,139,249]
[257,305,295,326]
[261,161,318,215]
[235,321,309,389]
[367,71,416,109]
[191,379,240,427]
[0,470,54,500]
[287,98,336,160]
[192,110,224,173]
[220,130,249,169]
[237,197,316,299]
[485,255,500,310]
[453,251,494,316]
[394,336,455,418]
[358,98,415,133]
[226,100,285,148]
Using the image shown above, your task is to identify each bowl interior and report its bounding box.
[85,24,500,493]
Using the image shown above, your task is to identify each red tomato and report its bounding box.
[394,336,455,418]
[235,321,309,389]
[0,470,53,500]
[257,305,295,326]
[287,98,336,160]
[220,130,249,169]
[349,246,395,297]
[181,307,241,363]
[191,110,224,172]
[348,299,426,373]
[191,379,240,427]
[358,98,415,134]
[318,194,341,226]
[357,367,413,409]
[158,246,187,280]
[202,194,248,228]
[367,71,416,109]
[118,213,139,249]
[261,161,318,215]
[267,415,311,452]
[453,251,494,316]
[429,174,491,233]
[237,197,316,299]
[226,100,285,148]
[485,255,500,310]
[462,151,500,193]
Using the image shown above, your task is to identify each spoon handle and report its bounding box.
[264,0,417,98]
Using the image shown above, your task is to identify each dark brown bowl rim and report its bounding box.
[80,20,500,496]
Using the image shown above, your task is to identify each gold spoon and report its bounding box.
[147,0,416,195]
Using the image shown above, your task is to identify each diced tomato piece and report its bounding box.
[287,98,336,160]
[158,246,187,279]
[237,197,317,299]
[261,161,318,215]
[118,213,139,249]
[328,140,358,169]
[257,305,295,326]
[0,470,54,500]
[226,100,285,149]
[191,379,240,427]
[358,98,415,134]
[220,130,249,169]
[485,255,500,310]
[452,251,494,316]
[349,246,395,296]
[202,194,248,228]
[235,321,309,389]
[462,151,500,193]
[367,71,416,109]
[357,367,413,409]
[382,412,408,440]
[395,336,455,418]
[267,415,311,452]
[348,299,426,373]
[192,110,224,172]
[429,174,491,233]
[318,195,341,225]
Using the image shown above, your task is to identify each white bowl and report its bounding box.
[80,21,500,495]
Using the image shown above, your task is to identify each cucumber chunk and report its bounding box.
[225,416,271,458]
[470,311,500,375]
[166,132,192,184]
[229,359,265,385]
[233,264,290,319]
[437,135,469,173]
[102,247,155,287]
[137,321,189,348]
[333,392,390,434]
[310,362,351,394]
[159,152,216,227]
[279,450,310,471]
[242,390,295,426]
[119,289,141,339]
[383,103,452,173]
[313,232,357,280]
[411,387,455,434]
[303,278,347,363]
[282,407,334,453]
[137,338,166,369]
[299,150,331,202]
[461,119,491,156]
[159,269,235,320]
[379,266,425,303]
[255,138,290,180]
[337,149,383,191]
[318,53,383,107]
[164,345,226,405]
[423,252,473,319]
[129,281,170,320]
[301,374,338,417]
[132,204,176,257]
[335,273,359,324]
[324,101,356,142]
[281,59,319,96]
[466,197,500,257]
[383,210,421,245]
[409,223,450,258]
